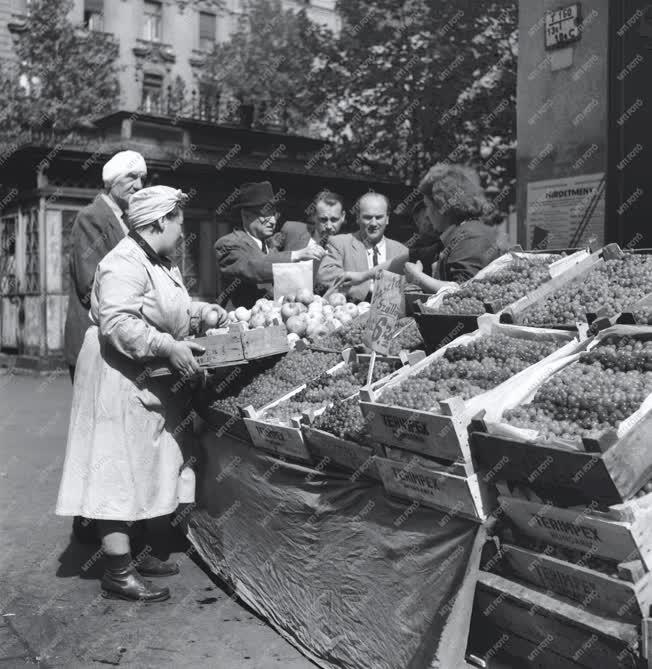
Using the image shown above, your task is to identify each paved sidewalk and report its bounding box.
[0,371,314,668]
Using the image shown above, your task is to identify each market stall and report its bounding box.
[182,245,652,669]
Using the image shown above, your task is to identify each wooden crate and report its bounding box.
[241,323,289,359]
[485,541,652,624]
[302,426,382,481]
[474,571,640,669]
[470,326,652,507]
[375,456,496,522]
[359,323,576,463]
[498,495,652,570]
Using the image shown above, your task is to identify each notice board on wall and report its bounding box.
[525,172,605,249]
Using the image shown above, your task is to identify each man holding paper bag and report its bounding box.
[214,182,325,308]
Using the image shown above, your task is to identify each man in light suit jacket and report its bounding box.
[318,192,407,302]
[214,182,325,309]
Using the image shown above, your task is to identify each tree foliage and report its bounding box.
[0,0,120,137]
[319,0,517,208]
[202,0,334,131]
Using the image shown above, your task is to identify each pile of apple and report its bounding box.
[224,288,370,343]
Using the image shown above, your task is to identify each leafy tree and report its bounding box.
[0,0,120,138]
[202,0,335,131]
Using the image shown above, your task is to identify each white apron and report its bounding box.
[56,236,210,521]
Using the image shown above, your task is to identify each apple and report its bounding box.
[337,313,352,326]
[294,303,308,315]
[281,303,298,321]
[234,307,251,322]
[227,311,238,323]
[283,294,296,304]
[328,292,347,307]
[322,305,334,317]
[286,332,301,349]
[331,318,343,330]
[296,288,314,305]
[343,303,358,318]
[357,301,371,314]
[286,315,308,337]
[250,313,266,328]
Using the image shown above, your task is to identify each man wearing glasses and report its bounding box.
[214,181,325,308]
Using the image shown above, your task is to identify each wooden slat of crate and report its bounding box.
[242,325,289,359]
[383,445,474,477]
[201,406,251,443]
[475,571,640,669]
[359,397,471,462]
[302,426,381,481]
[193,330,246,364]
[488,542,652,624]
[499,495,652,570]
[376,457,495,522]
[244,417,312,463]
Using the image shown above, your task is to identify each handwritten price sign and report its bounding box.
[364,270,404,354]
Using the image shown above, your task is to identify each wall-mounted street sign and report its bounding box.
[545,3,582,50]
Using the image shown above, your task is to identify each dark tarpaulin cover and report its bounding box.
[189,432,483,669]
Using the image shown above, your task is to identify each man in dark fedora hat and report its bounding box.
[214,181,326,308]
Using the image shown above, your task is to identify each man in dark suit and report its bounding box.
[214,182,325,308]
[318,192,408,302]
[64,150,147,380]
[63,150,146,546]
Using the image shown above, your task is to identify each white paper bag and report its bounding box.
[273,261,313,302]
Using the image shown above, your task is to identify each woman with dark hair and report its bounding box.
[339,163,502,294]
[56,186,229,602]
[406,163,501,291]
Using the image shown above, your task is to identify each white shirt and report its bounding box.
[365,237,386,295]
[101,194,129,236]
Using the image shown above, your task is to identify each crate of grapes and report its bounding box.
[375,449,496,521]
[469,326,652,508]
[412,250,590,353]
[481,533,652,625]
[501,244,652,331]
[358,318,580,463]
[471,570,641,669]
[205,349,344,444]
[242,351,403,463]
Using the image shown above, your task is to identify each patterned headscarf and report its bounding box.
[127,186,188,229]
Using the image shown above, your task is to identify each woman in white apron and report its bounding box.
[56,186,228,602]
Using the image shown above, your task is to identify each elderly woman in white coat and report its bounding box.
[56,186,228,603]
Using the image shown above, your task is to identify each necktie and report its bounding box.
[261,239,268,255]
[372,245,379,266]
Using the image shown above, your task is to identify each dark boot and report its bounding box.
[101,553,170,602]
[72,516,98,544]
[131,538,180,578]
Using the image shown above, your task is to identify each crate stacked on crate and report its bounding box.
[501,244,652,332]
[242,350,411,466]
[358,317,585,521]
[467,326,652,669]
[412,248,590,353]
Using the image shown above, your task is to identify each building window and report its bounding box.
[199,11,216,51]
[84,0,104,31]
[0,216,17,295]
[143,0,162,42]
[141,72,164,113]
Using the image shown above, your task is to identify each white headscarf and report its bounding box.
[102,150,147,187]
[128,186,188,229]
